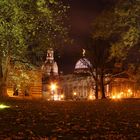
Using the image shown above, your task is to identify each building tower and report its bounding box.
[42,48,58,76]
[41,48,59,98]
[46,48,54,63]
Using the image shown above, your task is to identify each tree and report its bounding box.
[81,38,113,99]
[124,45,140,97]
[92,0,140,59]
[27,0,70,66]
[86,0,140,98]
[0,0,69,97]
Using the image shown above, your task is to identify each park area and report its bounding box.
[0,98,139,140]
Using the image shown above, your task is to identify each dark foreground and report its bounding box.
[0,98,139,140]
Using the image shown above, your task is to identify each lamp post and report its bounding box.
[73,92,77,100]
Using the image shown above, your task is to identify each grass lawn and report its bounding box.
[0,98,139,140]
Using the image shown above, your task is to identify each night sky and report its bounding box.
[58,0,115,74]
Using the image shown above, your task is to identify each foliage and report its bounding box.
[92,0,140,59]
[89,0,140,98]
[27,0,70,66]
[8,62,40,93]
[0,0,69,96]
[0,0,69,64]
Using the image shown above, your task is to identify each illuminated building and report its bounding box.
[60,50,103,100]
[110,73,136,99]
[7,48,140,99]
[41,48,58,76]
[41,48,60,100]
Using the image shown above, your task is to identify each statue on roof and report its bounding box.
[82,48,86,57]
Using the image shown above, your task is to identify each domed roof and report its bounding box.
[74,58,92,74]
[75,58,91,70]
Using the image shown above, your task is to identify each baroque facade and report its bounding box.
[60,57,97,100]
[7,48,139,99]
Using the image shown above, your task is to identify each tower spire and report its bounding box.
[46,48,54,62]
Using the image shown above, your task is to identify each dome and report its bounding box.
[75,58,91,70]
[74,58,92,74]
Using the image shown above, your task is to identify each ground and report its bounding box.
[0,98,139,140]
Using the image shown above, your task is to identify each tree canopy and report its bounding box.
[0,0,69,65]
[92,0,140,59]
[83,0,140,99]
[0,0,69,96]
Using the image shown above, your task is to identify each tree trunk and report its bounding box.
[94,67,98,99]
[95,81,98,99]
[0,81,8,97]
[100,72,106,99]
[0,58,9,98]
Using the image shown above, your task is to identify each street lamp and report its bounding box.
[73,92,77,100]
[60,94,64,100]
[73,92,77,96]
[50,83,57,91]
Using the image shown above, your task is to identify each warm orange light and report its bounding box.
[128,89,131,93]
[50,83,57,91]
[112,95,116,99]
[73,92,77,96]
[112,94,121,99]
[61,94,64,99]
[89,95,94,100]
[54,94,60,101]
[128,89,133,96]
[117,94,121,99]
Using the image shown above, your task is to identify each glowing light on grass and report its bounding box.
[0,104,10,109]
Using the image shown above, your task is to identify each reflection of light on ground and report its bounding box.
[0,104,10,109]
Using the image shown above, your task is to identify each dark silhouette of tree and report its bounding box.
[83,0,140,99]
[82,38,113,99]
